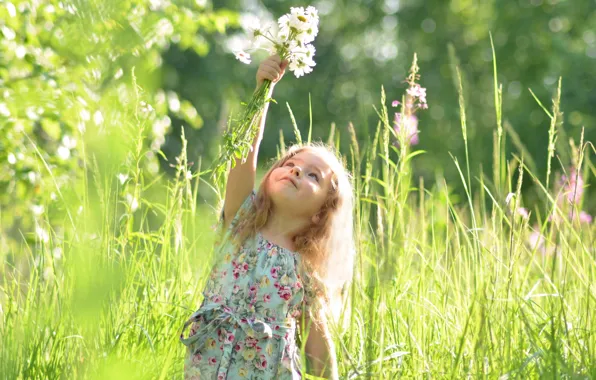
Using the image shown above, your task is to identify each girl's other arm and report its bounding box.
[222,55,287,229]
[301,311,339,380]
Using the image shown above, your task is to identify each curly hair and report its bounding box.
[230,143,356,329]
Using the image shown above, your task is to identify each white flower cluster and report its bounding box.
[233,6,319,78]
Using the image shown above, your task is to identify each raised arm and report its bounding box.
[222,55,288,229]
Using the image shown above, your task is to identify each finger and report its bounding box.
[280,60,289,70]
[268,55,281,64]
[262,60,283,74]
[259,67,279,82]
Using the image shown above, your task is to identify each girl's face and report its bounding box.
[267,150,333,220]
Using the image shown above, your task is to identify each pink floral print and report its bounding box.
[181,191,319,379]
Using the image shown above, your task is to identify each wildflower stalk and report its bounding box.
[490,33,504,192]
[546,77,562,188]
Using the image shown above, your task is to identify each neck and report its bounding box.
[260,208,311,250]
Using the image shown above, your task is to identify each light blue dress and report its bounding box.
[180,191,319,379]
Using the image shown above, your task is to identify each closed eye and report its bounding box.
[309,172,319,182]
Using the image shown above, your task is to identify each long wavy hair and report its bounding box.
[231,143,356,329]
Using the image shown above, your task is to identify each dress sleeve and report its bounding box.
[216,190,256,237]
[300,267,325,316]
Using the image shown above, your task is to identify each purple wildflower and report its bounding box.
[394,113,419,146]
[391,100,400,107]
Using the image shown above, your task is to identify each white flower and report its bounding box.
[0,103,10,117]
[114,68,123,79]
[15,45,26,59]
[289,58,315,78]
[6,2,16,17]
[31,205,44,216]
[140,101,154,114]
[62,135,77,149]
[305,6,319,21]
[304,44,316,61]
[117,173,129,185]
[53,247,62,260]
[505,192,515,205]
[287,6,319,44]
[167,91,180,112]
[36,226,49,243]
[93,110,104,125]
[57,146,70,160]
[126,194,139,212]
[26,107,39,121]
[28,171,37,183]
[242,14,266,40]
[278,14,291,37]
[80,109,90,121]
[153,116,171,137]
[1,26,16,40]
[289,7,309,32]
[234,50,251,64]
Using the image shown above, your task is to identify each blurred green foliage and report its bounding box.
[1,0,595,251]
[0,0,238,253]
[162,0,595,205]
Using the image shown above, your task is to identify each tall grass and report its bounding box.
[1,59,595,379]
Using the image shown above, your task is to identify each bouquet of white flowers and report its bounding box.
[211,6,319,182]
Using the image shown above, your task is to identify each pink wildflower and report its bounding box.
[406,83,428,109]
[561,168,584,205]
[394,113,419,146]
[579,211,593,224]
[516,207,529,219]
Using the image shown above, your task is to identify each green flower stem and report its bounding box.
[211,79,273,185]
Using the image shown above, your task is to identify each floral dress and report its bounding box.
[180,191,319,379]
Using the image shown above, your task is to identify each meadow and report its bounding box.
[2,42,595,379]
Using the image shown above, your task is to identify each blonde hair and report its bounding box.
[232,143,356,329]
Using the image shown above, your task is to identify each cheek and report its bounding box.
[269,169,283,182]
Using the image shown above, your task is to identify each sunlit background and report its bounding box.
[1,0,595,378]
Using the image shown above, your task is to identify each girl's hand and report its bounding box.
[256,54,288,90]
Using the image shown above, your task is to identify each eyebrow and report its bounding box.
[290,157,324,178]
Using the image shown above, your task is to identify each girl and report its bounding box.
[180,55,356,380]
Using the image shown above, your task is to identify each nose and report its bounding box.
[290,166,303,177]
